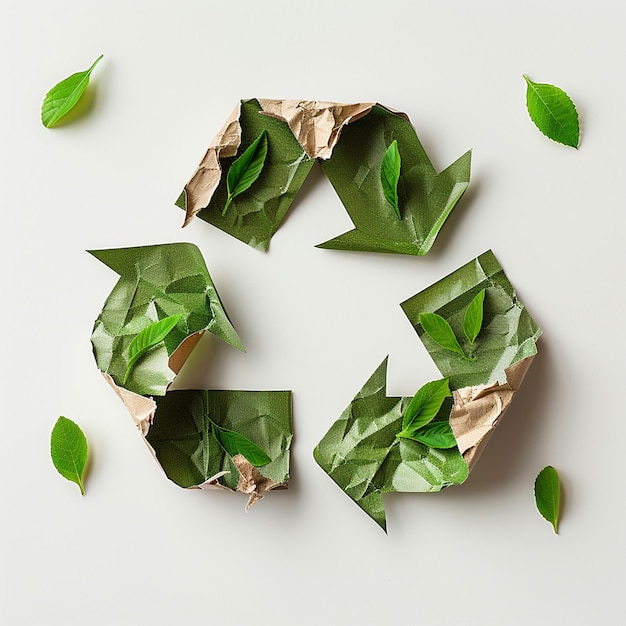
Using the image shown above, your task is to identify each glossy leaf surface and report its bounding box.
[214,424,272,467]
[407,421,457,449]
[419,312,466,358]
[380,139,401,218]
[50,417,88,495]
[124,314,182,383]
[41,55,102,128]
[223,130,268,215]
[400,378,451,434]
[524,75,579,148]
[535,465,561,533]
[463,288,486,345]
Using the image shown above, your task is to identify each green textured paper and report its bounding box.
[318,106,471,255]
[146,389,292,489]
[401,250,541,388]
[176,99,315,251]
[91,242,293,495]
[90,243,243,396]
[315,250,541,530]
[314,359,468,531]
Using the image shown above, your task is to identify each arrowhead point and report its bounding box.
[316,230,421,255]
[415,149,472,256]
[87,243,204,277]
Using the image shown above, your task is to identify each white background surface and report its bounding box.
[2,1,625,624]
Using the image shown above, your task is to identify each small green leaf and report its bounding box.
[223,130,269,216]
[523,75,579,148]
[124,314,182,384]
[419,312,466,359]
[41,55,103,128]
[404,420,457,449]
[535,465,561,533]
[50,417,88,495]
[380,139,401,219]
[213,424,271,467]
[400,378,451,433]
[463,288,486,346]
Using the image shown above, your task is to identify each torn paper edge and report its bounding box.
[101,368,286,506]
[232,454,284,509]
[180,99,411,225]
[181,101,242,227]
[257,99,374,159]
[450,355,536,471]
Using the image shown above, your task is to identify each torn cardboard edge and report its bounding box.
[181,99,410,227]
[450,354,536,471]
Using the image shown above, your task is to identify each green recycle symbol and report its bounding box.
[91,100,540,529]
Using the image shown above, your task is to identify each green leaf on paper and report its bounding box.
[420,291,485,363]
[41,55,103,128]
[313,359,468,531]
[523,75,579,148]
[223,129,269,215]
[402,251,542,389]
[50,416,88,495]
[420,312,466,359]
[463,288,486,346]
[381,139,401,219]
[318,105,471,256]
[405,420,457,449]
[400,378,451,434]
[535,465,561,533]
[90,243,244,396]
[146,389,292,490]
[398,378,455,448]
[178,99,315,252]
[124,314,182,384]
[213,423,271,467]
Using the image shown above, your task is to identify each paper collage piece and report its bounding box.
[90,243,292,506]
[177,99,471,255]
[401,250,541,390]
[176,99,315,251]
[317,104,471,255]
[314,250,541,531]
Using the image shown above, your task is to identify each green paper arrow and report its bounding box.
[314,358,468,531]
[176,99,315,251]
[146,389,292,490]
[178,101,469,255]
[91,242,293,498]
[315,251,542,531]
[90,242,244,396]
[317,105,471,255]
[401,250,541,388]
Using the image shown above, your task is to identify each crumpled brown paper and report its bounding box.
[233,455,283,509]
[257,99,375,159]
[181,102,242,227]
[450,356,535,470]
[180,99,411,228]
[102,372,156,437]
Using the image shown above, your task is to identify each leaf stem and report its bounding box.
[89,54,104,73]
[222,195,233,216]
